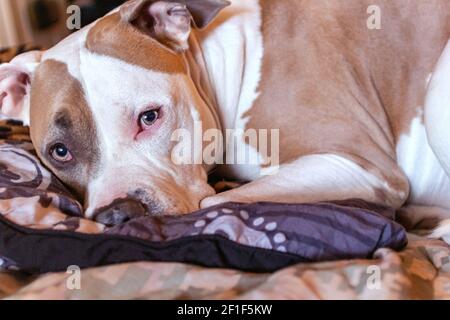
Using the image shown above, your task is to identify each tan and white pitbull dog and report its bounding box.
[1,0,450,241]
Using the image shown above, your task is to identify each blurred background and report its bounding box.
[0,0,126,49]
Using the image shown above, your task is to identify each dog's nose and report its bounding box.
[93,199,147,227]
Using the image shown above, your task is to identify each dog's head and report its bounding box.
[0,0,229,225]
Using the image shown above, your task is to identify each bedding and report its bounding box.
[2,234,450,300]
[0,120,407,274]
[0,48,449,300]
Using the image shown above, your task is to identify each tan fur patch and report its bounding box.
[86,12,186,74]
[245,0,450,202]
[30,59,100,199]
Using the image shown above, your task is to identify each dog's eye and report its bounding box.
[139,109,160,128]
[50,144,73,163]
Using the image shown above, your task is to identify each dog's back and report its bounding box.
[239,0,450,209]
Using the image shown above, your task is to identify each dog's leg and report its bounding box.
[425,40,450,245]
[430,221,450,245]
[201,154,406,209]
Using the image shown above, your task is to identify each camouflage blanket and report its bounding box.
[1,234,449,300]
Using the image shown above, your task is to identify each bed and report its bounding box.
[1,47,449,301]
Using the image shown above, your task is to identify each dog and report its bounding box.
[0,0,450,241]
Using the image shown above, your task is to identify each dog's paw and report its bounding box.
[200,193,252,209]
[429,219,450,245]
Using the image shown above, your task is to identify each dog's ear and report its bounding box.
[0,51,42,124]
[121,0,230,51]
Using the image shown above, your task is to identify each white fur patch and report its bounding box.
[79,50,180,209]
[397,113,450,208]
[195,0,264,180]
[201,154,399,208]
[282,154,400,206]
[430,219,450,245]
[78,50,215,216]
[425,40,450,176]
[423,40,450,243]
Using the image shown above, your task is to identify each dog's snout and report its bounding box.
[93,199,147,227]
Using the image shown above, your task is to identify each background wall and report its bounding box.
[0,0,70,49]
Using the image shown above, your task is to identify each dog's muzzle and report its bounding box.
[93,199,148,227]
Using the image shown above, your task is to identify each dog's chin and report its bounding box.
[151,200,198,217]
[162,182,217,215]
[146,191,213,216]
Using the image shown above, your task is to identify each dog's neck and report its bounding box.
[183,0,262,134]
[182,31,227,174]
[183,33,246,135]
[181,0,262,173]
[183,31,223,136]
